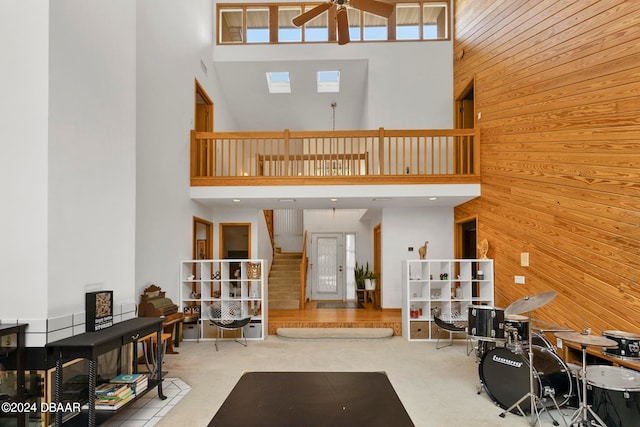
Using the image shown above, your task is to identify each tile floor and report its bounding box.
[101,378,191,427]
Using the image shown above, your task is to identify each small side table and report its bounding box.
[357,289,378,309]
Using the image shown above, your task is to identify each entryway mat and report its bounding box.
[316,301,364,309]
[276,327,394,339]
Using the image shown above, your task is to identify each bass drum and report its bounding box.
[479,345,572,413]
[586,365,640,427]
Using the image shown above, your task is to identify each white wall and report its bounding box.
[46,1,137,317]
[381,207,454,308]
[0,0,50,319]
[303,209,372,262]
[135,0,238,303]
[364,42,453,129]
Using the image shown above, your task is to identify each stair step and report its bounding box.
[270,300,300,310]
[268,252,303,310]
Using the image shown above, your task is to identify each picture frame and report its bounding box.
[197,239,207,259]
[85,290,114,331]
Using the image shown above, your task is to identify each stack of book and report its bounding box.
[88,373,148,411]
[92,383,134,411]
[110,373,148,396]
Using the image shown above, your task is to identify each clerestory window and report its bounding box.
[217,1,449,45]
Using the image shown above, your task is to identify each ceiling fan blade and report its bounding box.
[336,7,350,45]
[292,2,333,27]
[350,0,394,18]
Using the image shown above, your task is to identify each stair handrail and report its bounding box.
[300,231,308,309]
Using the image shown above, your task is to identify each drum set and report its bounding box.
[468,291,640,427]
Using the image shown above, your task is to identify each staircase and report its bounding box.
[268,251,302,310]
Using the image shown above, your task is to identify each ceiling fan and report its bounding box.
[292,0,394,45]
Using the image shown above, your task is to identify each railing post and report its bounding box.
[473,127,480,175]
[190,130,197,178]
[378,127,385,176]
[284,129,290,177]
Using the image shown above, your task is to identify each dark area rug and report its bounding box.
[316,301,364,309]
[209,372,414,427]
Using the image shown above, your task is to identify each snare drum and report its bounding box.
[586,365,640,427]
[468,305,505,342]
[602,330,640,359]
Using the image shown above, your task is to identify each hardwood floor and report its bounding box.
[268,301,402,336]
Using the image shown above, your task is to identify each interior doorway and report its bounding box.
[193,217,213,260]
[455,217,477,259]
[220,223,251,294]
[455,78,475,174]
[373,223,381,308]
[195,79,213,132]
[220,223,251,259]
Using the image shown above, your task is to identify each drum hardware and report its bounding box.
[498,291,566,426]
[554,330,618,427]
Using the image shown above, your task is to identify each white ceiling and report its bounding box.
[213,59,369,131]
[191,184,481,210]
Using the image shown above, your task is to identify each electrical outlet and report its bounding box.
[514,275,525,284]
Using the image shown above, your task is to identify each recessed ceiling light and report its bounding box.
[233,199,241,202]
[429,197,438,201]
[330,198,338,202]
[278,199,296,202]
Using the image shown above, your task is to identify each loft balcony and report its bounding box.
[190,128,479,187]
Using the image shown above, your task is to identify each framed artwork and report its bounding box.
[85,290,113,331]
[197,239,207,259]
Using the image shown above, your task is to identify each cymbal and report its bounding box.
[504,290,557,315]
[554,331,618,348]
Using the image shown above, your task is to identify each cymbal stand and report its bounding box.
[568,344,607,427]
[499,311,565,427]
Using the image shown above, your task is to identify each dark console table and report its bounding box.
[47,317,166,427]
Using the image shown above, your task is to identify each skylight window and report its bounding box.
[266,71,291,93]
[317,71,340,93]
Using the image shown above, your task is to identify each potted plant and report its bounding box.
[365,271,377,290]
[354,262,367,290]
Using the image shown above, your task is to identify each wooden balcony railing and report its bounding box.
[190,128,479,186]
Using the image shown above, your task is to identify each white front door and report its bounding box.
[310,233,344,301]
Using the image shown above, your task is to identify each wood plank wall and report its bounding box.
[453,0,640,336]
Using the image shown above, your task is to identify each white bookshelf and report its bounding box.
[179,259,267,341]
[402,259,494,341]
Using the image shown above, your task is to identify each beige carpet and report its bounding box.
[148,336,574,427]
[276,327,394,339]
